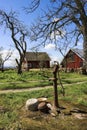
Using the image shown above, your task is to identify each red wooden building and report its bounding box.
[22,52,51,70]
[61,49,84,71]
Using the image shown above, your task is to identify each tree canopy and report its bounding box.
[25,0,87,73]
[0,10,29,74]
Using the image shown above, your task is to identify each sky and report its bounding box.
[0,0,83,67]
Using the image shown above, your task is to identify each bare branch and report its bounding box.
[24,0,40,13]
[0,10,29,74]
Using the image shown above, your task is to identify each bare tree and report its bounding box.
[0,48,12,72]
[25,0,87,74]
[0,10,29,74]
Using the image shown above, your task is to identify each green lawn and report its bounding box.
[0,69,87,129]
[0,83,87,129]
[60,72,87,84]
[0,69,53,90]
[0,69,87,90]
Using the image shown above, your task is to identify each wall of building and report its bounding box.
[67,52,83,69]
[27,61,50,69]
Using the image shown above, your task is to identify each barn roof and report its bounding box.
[61,48,84,65]
[71,48,84,60]
[25,52,51,61]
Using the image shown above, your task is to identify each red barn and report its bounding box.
[22,52,51,70]
[61,49,84,71]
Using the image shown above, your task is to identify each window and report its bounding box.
[28,63,32,68]
[67,51,75,61]
[79,62,83,67]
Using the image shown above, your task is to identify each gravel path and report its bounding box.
[0,85,52,94]
[0,81,87,94]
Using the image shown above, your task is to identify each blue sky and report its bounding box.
[0,0,83,67]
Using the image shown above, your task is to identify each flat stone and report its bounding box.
[25,98,38,111]
[37,97,47,102]
[38,102,47,110]
[47,103,52,109]
[38,102,50,113]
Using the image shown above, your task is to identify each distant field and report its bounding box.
[0,69,53,90]
[0,69,87,90]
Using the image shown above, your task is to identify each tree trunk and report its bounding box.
[1,63,4,72]
[16,58,23,74]
[17,64,22,74]
[83,32,87,74]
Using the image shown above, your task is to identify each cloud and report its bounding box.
[50,55,59,61]
[77,42,83,47]
[1,50,19,67]
[44,44,55,50]
[50,52,63,64]
[50,30,66,40]
[50,55,61,62]
[53,18,59,22]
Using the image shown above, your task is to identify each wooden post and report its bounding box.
[53,64,59,108]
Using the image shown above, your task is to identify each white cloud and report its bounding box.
[1,50,19,67]
[50,30,66,40]
[44,44,55,50]
[53,18,59,22]
[77,42,83,47]
[50,55,62,63]
[51,55,59,61]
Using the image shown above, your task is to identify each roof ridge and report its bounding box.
[71,48,84,60]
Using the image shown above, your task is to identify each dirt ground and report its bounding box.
[17,101,87,130]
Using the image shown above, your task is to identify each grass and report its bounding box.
[60,72,87,84]
[0,80,52,90]
[0,69,87,129]
[0,84,87,129]
[0,69,87,90]
[0,69,52,82]
[61,83,87,107]
[0,69,53,90]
